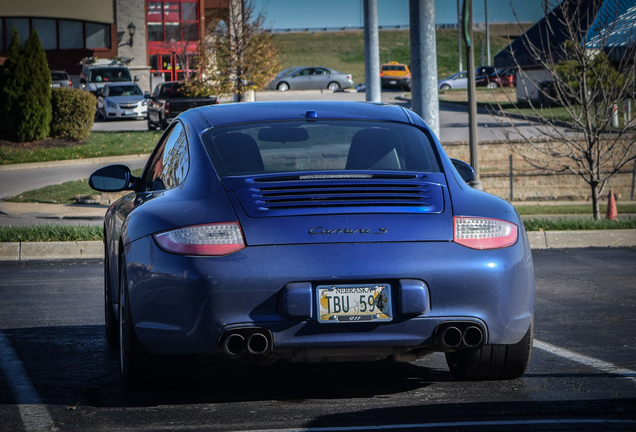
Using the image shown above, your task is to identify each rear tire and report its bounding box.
[445,319,533,380]
[147,116,157,130]
[104,250,118,348]
[328,81,341,91]
[486,82,498,89]
[119,257,155,390]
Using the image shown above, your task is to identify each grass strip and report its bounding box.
[0,131,159,165]
[523,218,636,231]
[0,225,102,242]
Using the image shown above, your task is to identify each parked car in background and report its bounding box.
[475,66,496,78]
[380,62,411,90]
[476,68,517,88]
[438,71,468,90]
[97,82,149,120]
[89,100,535,390]
[269,67,353,91]
[80,58,136,96]
[50,70,72,88]
[147,81,218,130]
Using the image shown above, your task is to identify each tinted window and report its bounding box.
[142,123,190,191]
[89,67,132,83]
[202,120,440,177]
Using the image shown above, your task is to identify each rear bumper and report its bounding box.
[123,236,534,358]
[381,77,411,88]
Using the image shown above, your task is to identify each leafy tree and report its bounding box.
[497,0,636,219]
[185,0,280,101]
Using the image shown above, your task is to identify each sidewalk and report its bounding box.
[0,200,634,261]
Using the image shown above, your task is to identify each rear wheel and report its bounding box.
[147,116,157,130]
[445,319,533,380]
[486,82,498,89]
[328,81,341,91]
[104,250,118,348]
[277,82,290,91]
[119,257,154,390]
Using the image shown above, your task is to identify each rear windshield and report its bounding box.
[382,65,406,71]
[51,72,68,80]
[158,82,185,98]
[202,120,441,177]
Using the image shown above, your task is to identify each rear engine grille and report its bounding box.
[233,175,444,215]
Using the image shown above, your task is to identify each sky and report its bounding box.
[252,0,551,30]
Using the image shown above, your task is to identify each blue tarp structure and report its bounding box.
[494,0,635,69]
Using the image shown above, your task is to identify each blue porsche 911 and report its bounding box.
[89,101,534,389]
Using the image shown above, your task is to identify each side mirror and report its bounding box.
[80,77,87,84]
[451,159,475,183]
[89,164,134,192]
[134,76,140,82]
[144,92,151,98]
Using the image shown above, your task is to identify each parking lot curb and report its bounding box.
[1,230,635,261]
[0,241,102,261]
[526,229,636,249]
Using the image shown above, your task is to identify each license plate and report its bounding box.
[317,284,392,323]
[51,83,61,88]
[124,110,134,116]
[389,80,397,85]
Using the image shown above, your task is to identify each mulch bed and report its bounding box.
[0,137,83,149]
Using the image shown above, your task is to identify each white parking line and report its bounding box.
[533,339,636,383]
[226,419,636,432]
[0,332,57,432]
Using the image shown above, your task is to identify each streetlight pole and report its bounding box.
[463,0,481,189]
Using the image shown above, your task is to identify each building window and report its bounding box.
[33,19,57,50]
[146,0,200,44]
[5,18,29,45]
[1,17,110,51]
[59,20,83,49]
[86,22,110,49]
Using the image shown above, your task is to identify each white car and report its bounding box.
[97,82,149,120]
[438,71,468,90]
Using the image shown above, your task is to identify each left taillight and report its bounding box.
[453,217,518,250]
[154,222,245,256]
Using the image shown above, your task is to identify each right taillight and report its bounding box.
[154,222,245,256]
[164,101,170,116]
[453,217,518,250]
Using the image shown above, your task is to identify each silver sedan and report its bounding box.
[269,67,353,91]
[97,82,149,120]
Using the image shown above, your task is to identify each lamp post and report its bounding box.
[127,22,136,47]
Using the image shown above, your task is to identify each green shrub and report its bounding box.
[50,88,96,141]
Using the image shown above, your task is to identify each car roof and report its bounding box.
[188,101,424,129]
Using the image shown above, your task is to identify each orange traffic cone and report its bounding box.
[605,190,618,220]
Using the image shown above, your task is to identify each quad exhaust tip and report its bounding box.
[221,328,272,356]
[438,323,485,350]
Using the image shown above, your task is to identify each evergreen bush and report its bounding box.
[0,28,52,143]
[50,88,96,141]
[17,29,52,142]
[0,28,24,141]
